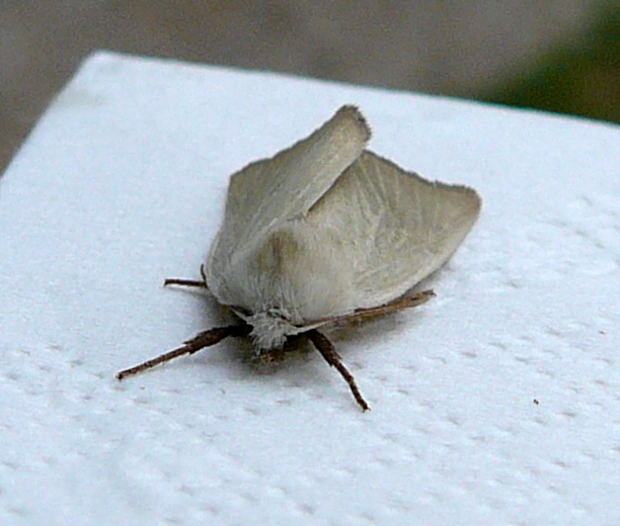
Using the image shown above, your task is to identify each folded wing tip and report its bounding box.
[460,184,483,216]
[334,104,372,142]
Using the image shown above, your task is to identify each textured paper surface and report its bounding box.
[1,51,619,526]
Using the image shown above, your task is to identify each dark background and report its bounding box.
[2,0,619,171]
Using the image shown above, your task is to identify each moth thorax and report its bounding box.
[247,308,295,351]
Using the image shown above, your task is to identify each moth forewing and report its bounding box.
[117,105,481,411]
[205,105,371,308]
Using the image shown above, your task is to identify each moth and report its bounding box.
[117,105,481,410]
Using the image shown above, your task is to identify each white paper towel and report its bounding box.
[1,51,619,526]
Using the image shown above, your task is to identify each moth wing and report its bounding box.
[304,150,481,313]
[207,105,370,288]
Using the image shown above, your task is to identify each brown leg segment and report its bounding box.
[307,329,370,411]
[309,289,435,327]
[116,324,251,380]
[163,278,208,288]
[339,289,435,324]
[163,264,209,289]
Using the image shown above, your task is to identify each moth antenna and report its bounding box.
[307,329,370,411]
[116,324,251,380]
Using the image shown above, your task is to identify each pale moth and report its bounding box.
[117,106,481,411]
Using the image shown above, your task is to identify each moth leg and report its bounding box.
[163,264,209,289]
[339,289,435,324]
[307,329,370,411]
[116,323,251,380]
[163,278,207,288]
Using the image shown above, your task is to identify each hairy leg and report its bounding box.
[336,289,435,324]
[307,329,370,411]
[116,323,251,379]
[163,264,209,289]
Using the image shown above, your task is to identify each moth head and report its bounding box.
[244,307,298,350]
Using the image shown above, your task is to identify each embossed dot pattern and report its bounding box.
[1,52,619,525]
